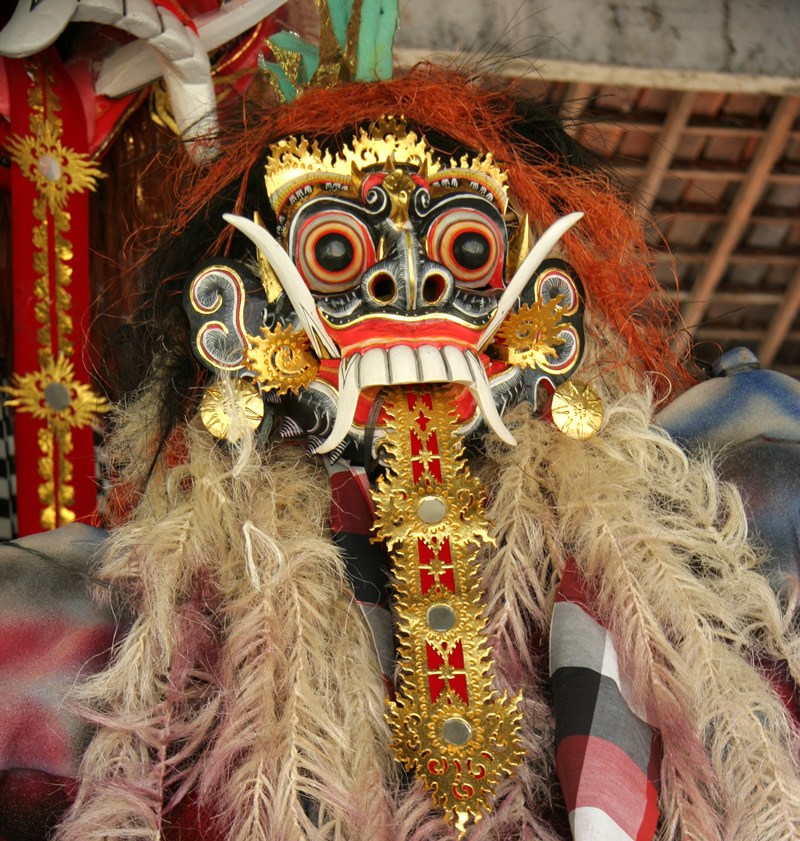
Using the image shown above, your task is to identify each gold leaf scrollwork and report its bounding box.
[493,297,566,368]
[244,323,319,395]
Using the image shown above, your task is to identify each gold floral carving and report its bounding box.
[493,297,566,368]
[4,61,107,528]
[2,355,109,530]
[373,386,524,836]
[244,324,319,394]
[265,117,508,215]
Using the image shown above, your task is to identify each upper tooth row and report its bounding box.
[315,343,517,454]
[357,344,474,388]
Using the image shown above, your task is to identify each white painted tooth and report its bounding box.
[417,345,448,383]
[360,347,390,388]
[316,356,361,454]
[387,345,419,385]
[465,352,517,446]
[442,345,473,385]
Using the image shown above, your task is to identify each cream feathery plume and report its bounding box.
[56,381,397,841]
[483,388,800,841]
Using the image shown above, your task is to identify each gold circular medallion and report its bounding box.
[550,380,603,441]
[200,378,264,441]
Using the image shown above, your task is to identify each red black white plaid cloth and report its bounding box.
[551,557,661,840]
[0,464,662,841]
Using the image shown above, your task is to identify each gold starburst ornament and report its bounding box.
[2,354,109,529]
[2,354,109,429]
[494,298,566,369]
[244,323,319,395]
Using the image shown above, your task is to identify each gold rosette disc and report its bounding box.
[200,378,264,441]
[551,379,603,440]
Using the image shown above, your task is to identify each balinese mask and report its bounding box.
[182,117,596,833]
[183,117,587,458]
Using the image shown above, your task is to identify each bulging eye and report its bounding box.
[426,208,504,289]
[315,232,354,272]
[452,231,491,270]
[294,211,376,292]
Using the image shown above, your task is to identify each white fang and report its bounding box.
[316,355,361,454]
[477,211,584,352]
[314,345,517,453]
[222,213,340,359]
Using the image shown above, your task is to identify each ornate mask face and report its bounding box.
[184,118,585,457]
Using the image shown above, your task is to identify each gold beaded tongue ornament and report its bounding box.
[372,384,525,836]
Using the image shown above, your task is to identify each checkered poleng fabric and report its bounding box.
[551,558,661,841]
[0,390,16,541]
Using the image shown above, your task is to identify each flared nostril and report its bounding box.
[368,271,397,304]
[422,272,448,305]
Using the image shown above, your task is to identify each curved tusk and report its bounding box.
[465,352,517,446]
[223,213,340,360]
[0,0,79,58]
[477,211,584,352]
[315,355,361,454]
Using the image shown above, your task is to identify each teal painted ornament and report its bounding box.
[259,0,398,102]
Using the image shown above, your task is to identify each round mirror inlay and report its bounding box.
[418,494,447,523]
[38,154,62,182]
[442,717,471,746]
[427,604,456,632]
[44,382,71,411]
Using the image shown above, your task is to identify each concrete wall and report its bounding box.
[394,0,800,92]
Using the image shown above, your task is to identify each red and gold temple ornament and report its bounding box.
[3,57,108,532]
[3,355,109,530]
[372,385,524,836]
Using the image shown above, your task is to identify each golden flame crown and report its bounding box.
[264,116,509,215]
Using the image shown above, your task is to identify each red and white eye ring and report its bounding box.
[294,211,376,292]
[426,208,504,289]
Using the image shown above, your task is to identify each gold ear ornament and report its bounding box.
[199,378,265,441]
[550,379,604,440]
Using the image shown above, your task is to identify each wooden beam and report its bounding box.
[653,249,800,266]
[588,114,800,140]
[653,202,800,225]
[659,288,784,306]
[636,92,696,210]
[695,326,800,345]
[393,50,800,97]
[559,82,595,136]
[694,328,764,341]
[613,161,800,185]
[758,263,800,367]
[679,97,800,344]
